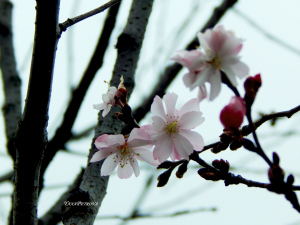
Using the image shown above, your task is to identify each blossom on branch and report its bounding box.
[90,128,159,179]
[142,92,205,163]
[220,96,246,131]
[93,86,117,117]
[171,25,249,101]
[93,76,128,117]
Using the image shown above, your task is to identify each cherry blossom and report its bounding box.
[171,25,249,101]
[93,86,117,117]
[220,96,246,131]
[142,92,205,163]
[90,128,159,179]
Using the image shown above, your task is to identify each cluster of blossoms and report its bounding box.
[171,25,249,101]
[91,25,260,179]
[92,91,204,178]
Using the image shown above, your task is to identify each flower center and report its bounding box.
[118,144,131,168]
[164,121,178,135]
[210,55,222,70]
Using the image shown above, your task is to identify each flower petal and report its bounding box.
[173,133,194,160]
[102,104,112,117]
[178,98,200,118]
[129,155,140,177]
[151,116,166,132]
[197,84,207,102]
[117,160,133,179]
[93,103,105,110]
[177,111,205,129]
[207,69,221,101]
[90,147,118,162]
[132,147,160,166]
[190,67,212,90]
[179,130,204,151]
[170,147,182,161]
[101,154,118,176]
[151,96,166,122]
[163,92,178,119]
[95,134,124,149]
[153,135,173,162]
[128,128,152,148]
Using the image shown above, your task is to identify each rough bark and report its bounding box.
[13,0,60,224]
[62,0,154,224]
[0,0,21,161]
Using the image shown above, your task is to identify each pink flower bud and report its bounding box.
[220,97,246,131]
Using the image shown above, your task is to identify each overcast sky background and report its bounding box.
[1,0,300,224]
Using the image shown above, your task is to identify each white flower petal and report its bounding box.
[101,154,118,176]
[117,160,133,179]
[102,94,110,102]
[190,67,213,90]
[179,130,204,151]
[197,84,207,102]
[169,146,182,161]
[208,69,221,101]
[163,92,178,118]
[153,135,173,162]
[151,116,166,132]
[151,96,166,122]
[178,111,204,129]
[127,128,151,148]
[93,103,105,110]
[90,147,118,162]
[173,133,194,160]
[231,60,249,79]
[129,156,140,177]
[179,98,200,118]
[102,104,112,117]
[132,147,160,166]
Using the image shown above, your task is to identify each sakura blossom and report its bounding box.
[142,92,205,163]
[171,25,249,101]
[220,96,246,131]
[93,86,117,117]
[90,128,159,179]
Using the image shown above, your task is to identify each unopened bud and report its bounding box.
[244,73,262,107]
[220,97,246,131]
[157,161,173,169]
[287,174,295,185]
[230,139,242,150]
[241,138,256,152]
[212,159,230,173]
[176,162,188,179]
[272,152,280,166]
[198,168,221,181]
[157,169,173,187]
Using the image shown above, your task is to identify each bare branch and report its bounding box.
[58,0,121,35]
[0,0,21,161]
[39,2,121,196]
[62,0,155,224]
[13,0,61,224]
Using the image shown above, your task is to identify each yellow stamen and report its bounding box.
[164,121,178,134]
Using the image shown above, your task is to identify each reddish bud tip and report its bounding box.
[220,97,246,131]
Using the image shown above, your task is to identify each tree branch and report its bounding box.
[58,0,121,35]
[0,0,21,162]
[13,0,60,224]
[62,0,155,224]
[38,2,121,196]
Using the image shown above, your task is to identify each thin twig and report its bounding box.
[58,0,121,35]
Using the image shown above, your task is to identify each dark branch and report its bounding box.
[39,2,121,196]
[58,0,121,35]
[0,0,22,162]
[62,0,155,224]
[13,0,60,224]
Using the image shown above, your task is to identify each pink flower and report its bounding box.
[90,128,159,179]
[171,25,249,101]
[220,96,246,131]
[192,25,249,100]
[171,50,208,102]
[142,92,205,163]
[93,86,117,117]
